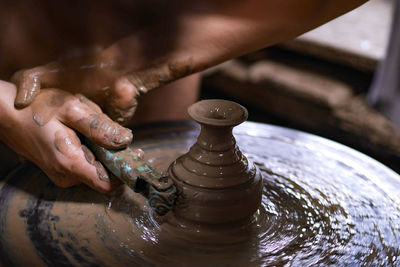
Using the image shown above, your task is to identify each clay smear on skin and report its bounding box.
[126,59,194,94]
[76,113,132,148]
[108,58,194,124]
[31,89,73,126]
[73,94,133,147]
[76,94,102,114]
[106,77,139,124]
[82,145,109,182]
[16,56,117,104]
[32,89,131,148]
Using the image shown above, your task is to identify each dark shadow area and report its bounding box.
[0,0,189,79]
[241,46,374,95]
[201,46,400,175]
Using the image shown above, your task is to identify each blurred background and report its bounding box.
[201,0,400,174]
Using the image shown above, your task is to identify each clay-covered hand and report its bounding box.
[10,0,367,127]
[0,80,133,193]
[12,55,141,125]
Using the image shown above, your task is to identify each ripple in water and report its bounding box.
[106,152,400,266]
[102,127,400,266]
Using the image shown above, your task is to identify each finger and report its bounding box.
[105,76,140,125]
[105,105,137,126]
[10,69,25,84]
[82,145,123,186]
[75,93,102,114]
[78,145,119,193]
[13,62,63,108]
[43,128,83,188]
[59,97,133,149]
[50,130,116,193]
[13,68,42,109]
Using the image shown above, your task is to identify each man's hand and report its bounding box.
[12,57,141,125]
[0,81,132,193]
[10,0,367,127]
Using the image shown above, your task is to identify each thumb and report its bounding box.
[105,76,140,125]
[12,68,42,109]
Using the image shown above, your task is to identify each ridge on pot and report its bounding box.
[168,99,263,226]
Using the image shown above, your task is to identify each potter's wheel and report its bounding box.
[1,121,400,266]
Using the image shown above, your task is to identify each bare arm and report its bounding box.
[2,0,367,192]
[13,0,367,122]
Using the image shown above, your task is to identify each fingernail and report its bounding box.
[14,93,30,108]
[112,128,132,145]
[94,161,110,182]
[14,100,26,109]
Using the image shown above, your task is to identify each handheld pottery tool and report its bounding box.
[86,139,178,216]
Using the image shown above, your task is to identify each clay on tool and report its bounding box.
[87,140,177,216]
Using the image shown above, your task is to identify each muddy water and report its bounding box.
[1,121,400,266]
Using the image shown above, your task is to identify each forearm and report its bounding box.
[102,0,367,91]
[12,0,367,119]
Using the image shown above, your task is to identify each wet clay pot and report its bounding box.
[168,100,262,225]
[1,101,400,266]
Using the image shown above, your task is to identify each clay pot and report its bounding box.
[168,100,262,225]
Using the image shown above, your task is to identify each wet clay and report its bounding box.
[0,122,400,266]
[14,48,197,125]
[87,140,177,215]
[76,113,132,149]
[14,57,117,109]
[106,58,195,124]
[124,58,194,94]
[168,99,262,229]
[31,88,132,151]
[31,89,74,127]
[1,121,400,266]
